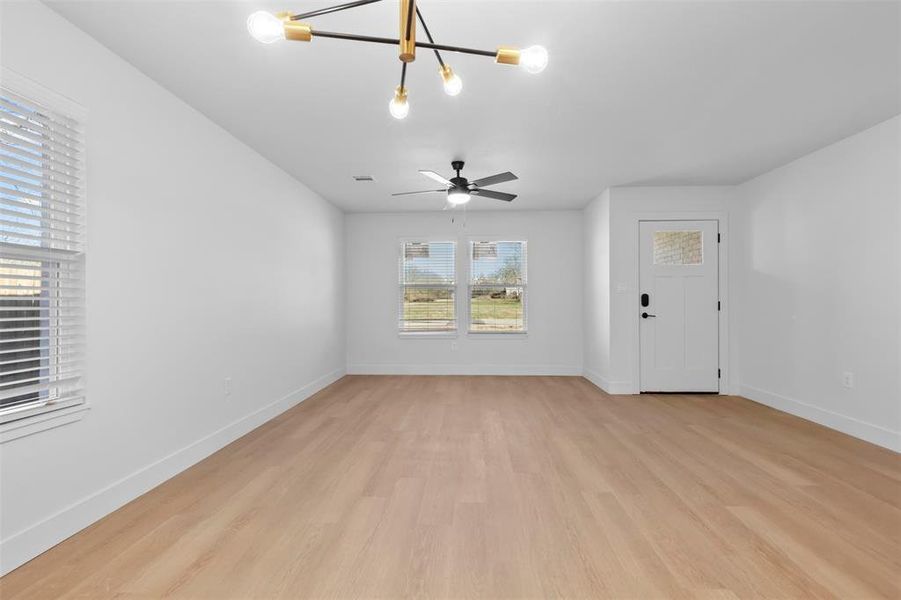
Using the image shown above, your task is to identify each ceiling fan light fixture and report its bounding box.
[440,65,463,96]
[247,11,288,44]
[447,189,471,205]
[389,85,410,119]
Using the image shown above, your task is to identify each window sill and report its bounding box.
[467,331,529,337]
[0,402,90,444]
[398,331,459,339]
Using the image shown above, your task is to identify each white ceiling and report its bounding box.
[48,0,900,212]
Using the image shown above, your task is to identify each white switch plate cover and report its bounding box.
[841,372,854,389]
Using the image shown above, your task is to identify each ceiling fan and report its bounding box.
[392,161,518,206]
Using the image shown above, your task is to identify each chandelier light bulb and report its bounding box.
[447,189,471,205]
[389,87,410,119]
[247,11,285,44]
[440,66,463,96]
[520,45,549,74]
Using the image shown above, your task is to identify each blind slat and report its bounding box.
[0,115,84,152]
[0,173,81,202]
[0,121,83,159]
[0,377,81,402]
[0,193,83,218]
[0,93,82,133]
[0,208,81,230]
[0,149,83,185]
[0,131,81,171]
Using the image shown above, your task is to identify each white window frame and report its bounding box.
[0,68,88,440]
[397,238,458,337]
[467,238,528,335]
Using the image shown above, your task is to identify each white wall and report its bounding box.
[583,190,611,388]
[346,211,583,375]
[0,0,345,574]
[731,116,901,451]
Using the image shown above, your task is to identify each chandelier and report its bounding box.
[246,0,548,119]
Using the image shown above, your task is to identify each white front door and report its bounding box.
[639,220,719,392]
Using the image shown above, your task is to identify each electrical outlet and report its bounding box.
[224,377,232,396]
[841,372,854,389]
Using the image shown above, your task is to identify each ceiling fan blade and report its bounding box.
[392,189,446,197]
[419,170,453,186]
[470,171,518,188]
[471,188,517,202]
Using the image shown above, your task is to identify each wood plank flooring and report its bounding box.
[2,375,899,599]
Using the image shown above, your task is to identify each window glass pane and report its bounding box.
[402,242,455,285]
[653,231,702,265]
[399,241,456,332]
[471,241,525,284]
[402,287,456,332]
[0,258,48,410]
[469,240,527,333]
[470,286,524,332]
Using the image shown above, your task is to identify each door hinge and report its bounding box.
[717,233,721,243]
[717,301,721,311]
[718,369,721,379]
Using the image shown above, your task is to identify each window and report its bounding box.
[469,241,527,333]
[398,241,456,333]
[1,76,85,424]
[653,230,702,265]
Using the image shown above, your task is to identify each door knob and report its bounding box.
[641,312,656,319]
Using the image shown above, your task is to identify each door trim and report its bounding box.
[626,210,730,395]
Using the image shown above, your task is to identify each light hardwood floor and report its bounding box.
[2,376,899,599]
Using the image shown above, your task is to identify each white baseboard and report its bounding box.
[0,367,346,576]
[582,369,634,395]
[740,385,900,453]
[347,363,582,376]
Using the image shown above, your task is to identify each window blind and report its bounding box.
[0,81,85,421]
[398,241,456,332]
[469,241,527,332]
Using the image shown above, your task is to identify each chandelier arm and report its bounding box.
[310,30,496,58]
[312,30,398,46]
[290,0,386,21]
[415,6,445,68]
[416,41,495,58]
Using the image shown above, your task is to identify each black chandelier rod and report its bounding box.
[400,62,407,89]
[312,30,496,58]
[291,0,385,21]
[415,6,445,68]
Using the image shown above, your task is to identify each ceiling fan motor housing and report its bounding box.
[450,176,469,190]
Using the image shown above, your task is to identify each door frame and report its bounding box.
[627,210,731,395]
[638,219,720,393]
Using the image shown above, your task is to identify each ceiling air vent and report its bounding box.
[353,175,375,182]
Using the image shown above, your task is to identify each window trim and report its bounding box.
[397,238,458,336]
[466,238,528,335]
[0,68,88,436]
